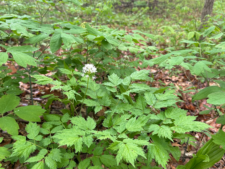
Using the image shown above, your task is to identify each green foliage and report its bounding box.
[1,3,225,168]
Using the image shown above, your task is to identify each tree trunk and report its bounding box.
[201,0,215,23]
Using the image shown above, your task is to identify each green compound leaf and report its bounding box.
[14,105,45,122]
[53,128,84,152]
[0,52,8,66]
[0,94,20,114]
[212,129,225,149]
[26,149,48,163]
[25,122,40,140]
[126,116,149,132]
[0,147,10,161]
[207,91,225,105]
[50,32,62,53]
[115,142,146,166]
[11,141,36,160]
[148,124,173,141]
[11,52,37,68]
[0,116,19,135]
[71,116,96,130]
[166,107,210,133]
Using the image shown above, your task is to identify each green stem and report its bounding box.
[79,77,90,116]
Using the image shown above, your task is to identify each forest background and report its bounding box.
[0,0,225,169]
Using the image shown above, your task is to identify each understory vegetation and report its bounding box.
[0,0,225,169]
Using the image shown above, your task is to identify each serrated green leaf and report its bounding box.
[126,116,149,132]
[148,136,170,169]
[32,75,53,85]
[53,128,84,152]
[100,155,117,167]
[26,122,40,139]
[144,92,156,106]
[83,135,93,148]
[48,149,62,162]
[71,116,96,130]
[149,124,173,141]
[0,52,8,65]
[0,147,10,161]
[108,73,122,86]
[168,146,181,161]
[61,33,76,47]
[31,161,44,169]
[85,24,101,36]
[135,95,147,110]
[40,138,51,146]
[14,105,45,122]
[0,137,3,143]
[130,70,149,81]
[26,149,48,163]
[115,142,146,166]
[93,146,104,156]
[122,76,131,86]
[11,52,37,67]
[105,35,119,46]
[88,166,103,169]
[51,125,63,133]
[83,99,100,107]
[50,32,62,53]
[0,116,19,135]
[91,156,101,166]
[78,158,91,169]
[45,156,57,169]
[61,113,70,123]
[11,141,36,160]
[0,94,20,114]
[67,160,76,169]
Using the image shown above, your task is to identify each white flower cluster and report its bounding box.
[81,64,97,80]
[82,64,97,74]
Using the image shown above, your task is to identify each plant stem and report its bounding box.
[79,77,90,116]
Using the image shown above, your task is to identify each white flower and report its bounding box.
[82,64,97,74]
[81,64,97,80]
[124,55,129,59]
